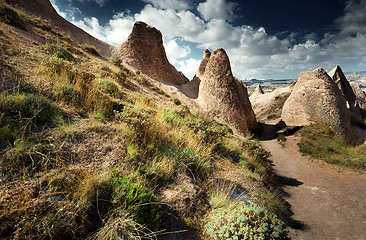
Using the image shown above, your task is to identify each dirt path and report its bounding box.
[261,124,366,240]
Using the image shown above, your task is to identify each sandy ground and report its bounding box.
[261,124,366,240]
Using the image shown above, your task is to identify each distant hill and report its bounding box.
[243,78,296,89]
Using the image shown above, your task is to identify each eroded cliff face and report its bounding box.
[117,21,189,85]
[20,0,114,56]
[197,48,256,135]
[282,68,353,140]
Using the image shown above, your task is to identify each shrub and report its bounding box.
[205,202,288,239]
[0,125,16,150]
[0,5,26,30]
[172,97,181,105]
[43,44,75,62]
[96,78,123,99]
[111,172,161,231]
[82,44,100,56]
[0,93,60,127]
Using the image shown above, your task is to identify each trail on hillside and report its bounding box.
[261,124,366,240]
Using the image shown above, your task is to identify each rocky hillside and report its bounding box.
[0,0,289,239]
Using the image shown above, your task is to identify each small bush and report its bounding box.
[96,78,123,99]
[205,202,289,239]
[111,172,161,231]
[0,6,26,30]
[43,44,75,62]
[0,125,16,150]
[172,97,181,105]
[0,93,60,127]
[82,44,100,56]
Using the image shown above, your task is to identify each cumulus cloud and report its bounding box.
[164,39,191,64]
[51,0,366,79]
[72,0,110,7]
[142,0,191,10]
[177,58,201,79]
[197,0,238,21]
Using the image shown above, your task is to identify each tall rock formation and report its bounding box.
[197,48,256,135]
[282,68,353,140]
[117,21,189,85]
[350,82,366,109]
[328,65,361,119]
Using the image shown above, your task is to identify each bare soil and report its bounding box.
[261,124,366,240]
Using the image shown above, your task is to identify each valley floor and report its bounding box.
[261,124,366,240]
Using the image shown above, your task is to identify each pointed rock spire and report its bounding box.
[197,48,256,135]
[118,21,189,85]
[254,84,264,95]
[328,65,361,119]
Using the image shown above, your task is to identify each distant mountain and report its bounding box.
[345,71,366,88]
[243,78,296,89]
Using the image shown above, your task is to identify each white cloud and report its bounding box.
[197,0,238,21]
[164,39,191,64]
[177,58,201,79]
[51,0,366,79]
[142,0,191,10]
[73,0,109,7]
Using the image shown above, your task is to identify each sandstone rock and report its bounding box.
[255,84,264,95]
[250,86,292,122]
[117,21,189,85]
[195,49,211,79]
[197,48,256,135]
[282,68,353,140]
[329,65,361,119]
[350,82,366,109]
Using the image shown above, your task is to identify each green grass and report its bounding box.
[0,93,60,128]
[43,44,75,62]
[298,122,366,170]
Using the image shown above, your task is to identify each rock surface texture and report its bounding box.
[282,68,353,140]
[328,65,361,119]
[117,21,189,85]
[350,82,366,109]
[197,48,256,135]
[21,0,113,56]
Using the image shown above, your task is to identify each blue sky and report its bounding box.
[50,0,366,80]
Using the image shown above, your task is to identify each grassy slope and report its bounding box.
[298,122,366,170]
[0,3,288,239]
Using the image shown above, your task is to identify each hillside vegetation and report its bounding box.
[0,2,289,239]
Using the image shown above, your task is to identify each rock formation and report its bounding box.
[195,49,211,79]
[197,48,256,135]
[254,84,264,95]
[328,65,361,119]
[250,85,292,121]
[20,0,113,56]
[350,82,366,109]
[117,21,189,85]
[282,68,353,140]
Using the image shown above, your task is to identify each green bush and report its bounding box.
[96,78,123,98]
[82,44,100,56]
[205,202,288,240]
[111,172,161,231]
[172,97,181,105]
[0,125,16,150]
[0,93,60,127]
[0,6,26,30]
[43,44,75,62]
